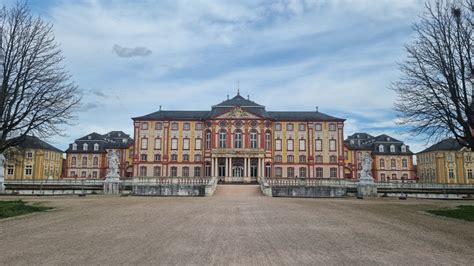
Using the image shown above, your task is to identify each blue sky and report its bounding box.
[19,0,428,152]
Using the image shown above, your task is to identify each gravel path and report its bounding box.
[0,185,473,265]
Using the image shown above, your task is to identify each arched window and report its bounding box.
[82,156,87,166]
[402,159,407,168]
[299,167,307,178]
[299,155,306,163]
[265,130,271,150]
[94,143,99,151]
[205,130,211,149]
[182,167,189,177]
[380,159,385,168]
[72,143,77,151]
[71,156,76,166]
[194,166,201,177]
[219,129,227,148]
[275,155,282,162]
[93,157,98,166]
[171,166,178,177]
[83,143,88,151]
[265,163,271,177]
[234,130,242,148]
[287,155,294,163]
[390,145,395,153]
[379,145,384,152]
[139,166,147,176]
[391,159,396,169]
[153,166,161,177]
[250,130,258,149]
[183,154,190,161]
[401,145,407,153]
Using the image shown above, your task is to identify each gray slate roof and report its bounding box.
[417,138,463,154]
[66,131,133,153]
[10,135,63,153]
[344,132,413,155]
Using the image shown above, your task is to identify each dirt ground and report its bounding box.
[0,185,473,265]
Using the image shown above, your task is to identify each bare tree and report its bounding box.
[0,2,80,153]
[393,0,473,148]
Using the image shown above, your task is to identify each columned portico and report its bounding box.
[211,149,265,183]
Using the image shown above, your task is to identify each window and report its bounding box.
[392,173,397,180]
[219,130,227,148]
[206,130,211,149]
[265,163,271,177]
[183,123,190,131]
[329,123,336,131]
[205,163,211,177]
[391,159,396,169]
[275,123,282,131]
[139,166,147,176]
[402,159,407,168]
[171,154,178,161]
[299,167,307,178]
[402,174,408,180]
[380,159,385,168]
[83,143,88,151]
[299,139,306,151]
[70,171,76,177]
[448,169,454,179]
[315,123,322,131]
[94,143,99,151]
[287,155,294,163]
[171,122,179,130]
[154,154,161,161]
[286,123,294,131]
[140,154,147,161]
[81,171,86,178]
[154,138,161,150]
[468,169,473,179]
[194,154,201,161]
[287,167,294,178]
[287,139,294,151]
[275,139,282,151]
[183,154,190,161]
[298,123,306,131]
[71,157,77,166]
[330,155,337,163]
[155,122,162,130]
[72,143,77,151]
[7,165,14,175]
[275,155,282,162]
[381,173,386,181]
[390,145,395,153]
[401,145,407,153]
[171,167,178,177]
[315,139,322,151]
[195,123,202,130]
[141,122,148,130]
[141,138,148,150]
[93,157,98,166]
[182,167,189,177]
[299,155,306,163]
[82,157,87,166]
[183,138,190,150]
[195,138,202,150]
[234,130,242,148]
[250,130,258,149]
[194,166,201,177]
[316,167,323,178]
[171,138,178,150]
[265,131,271,150]
[330,168,337,178]
[379,145,384,152]
[275,167,282,177]
[329,139,336,151]
[92,171,98,179]
[315,155,323,163]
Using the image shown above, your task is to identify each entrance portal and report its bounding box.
[231,158,244,182]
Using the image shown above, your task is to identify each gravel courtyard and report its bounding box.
[1,185,473,265]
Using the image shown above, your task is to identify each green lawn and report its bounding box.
[0,200,51,219]
[427,205,474,222]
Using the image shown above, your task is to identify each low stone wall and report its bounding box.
[271,186,347,198]
[131,177,217,197]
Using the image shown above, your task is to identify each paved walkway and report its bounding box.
[0,185,473,265]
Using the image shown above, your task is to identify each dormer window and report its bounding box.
[72,143,77,151]
[94,143,99,151]
[390,145,395,153]
[378,145,384,152]
[88,135,91,140]
[401,145,407,153]
[386,137,390,141]
[350,140,354,145]
[122,139,127,143]
[118,133,121,137]
[83,143,88,151]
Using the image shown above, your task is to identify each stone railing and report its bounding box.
[131,176,218,196]
[262,177,357,188]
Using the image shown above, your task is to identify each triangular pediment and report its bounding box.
[215,107,260,119]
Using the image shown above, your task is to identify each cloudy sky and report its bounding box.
[21,0,429,152]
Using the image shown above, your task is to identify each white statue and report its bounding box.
[359,154,374,181]
[0,153,5,192]
[106,150,120,179]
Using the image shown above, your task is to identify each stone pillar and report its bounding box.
[225,157,229,177]
[0,153,5,194]
[213,158,217,177]
[259,158,264,177]
[247,158,251,177]
[244,157,247,177]
[228,157,232,177]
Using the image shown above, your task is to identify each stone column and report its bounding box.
[244,157,247,177]
[247,158,251,177]
[225,157,229,177]
[228,157,232,177]
[0,153,5,193]
[259,158,263,177]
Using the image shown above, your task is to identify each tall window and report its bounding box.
[299,139,306,151]
[93,157,98,166]
[265,163,271,177]
[401,145,407,153]
[82,157,87,166]
[92,171,97,179]
[275,167,282,177]
[402,159,407,168]
[275,139,282,151]
[392,173,397,180]
[141,138,148,150]
[287,155,294,163]
[139,166,147,176]
[7,165,14,176]
[154,138,161,150]
[205,163,211,177]
[299,167,307,178]
[315,139,322,151]
[380,159,385,168]
[183,138,190,150]
[330,168,337,178]
[206,130,211,149]
[71,157,76,166]
[265,131,271,150]
[171,167,178,177]
[171,138,178,150]
[316,167,323,178]
[182,167,189,177]
[250,130,258,149]
[153,166,161,177]
[448,169,454,179]
[94,143,99,151]
[219,130,227,148]
[329,139,336,151]
[141,122,148,130]
[468,169,473,179]
[287,167,294,178]
[194,166,201,177]
[234,130,242,148]
[25,165,33,176]
[72,143,77,150]
[195,138,202,150]
[287,139,294,151]
[391,159,396,169]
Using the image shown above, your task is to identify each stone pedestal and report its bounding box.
[357,179,378,198]
[103,178,121,195]
[0,154,5,194]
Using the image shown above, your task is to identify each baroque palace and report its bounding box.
[132,92,345,183]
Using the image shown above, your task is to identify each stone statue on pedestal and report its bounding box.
[0,153,5,193]
[357,153,377,198]
[104,150,121,194]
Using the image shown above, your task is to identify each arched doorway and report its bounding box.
[231,158,244,182]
